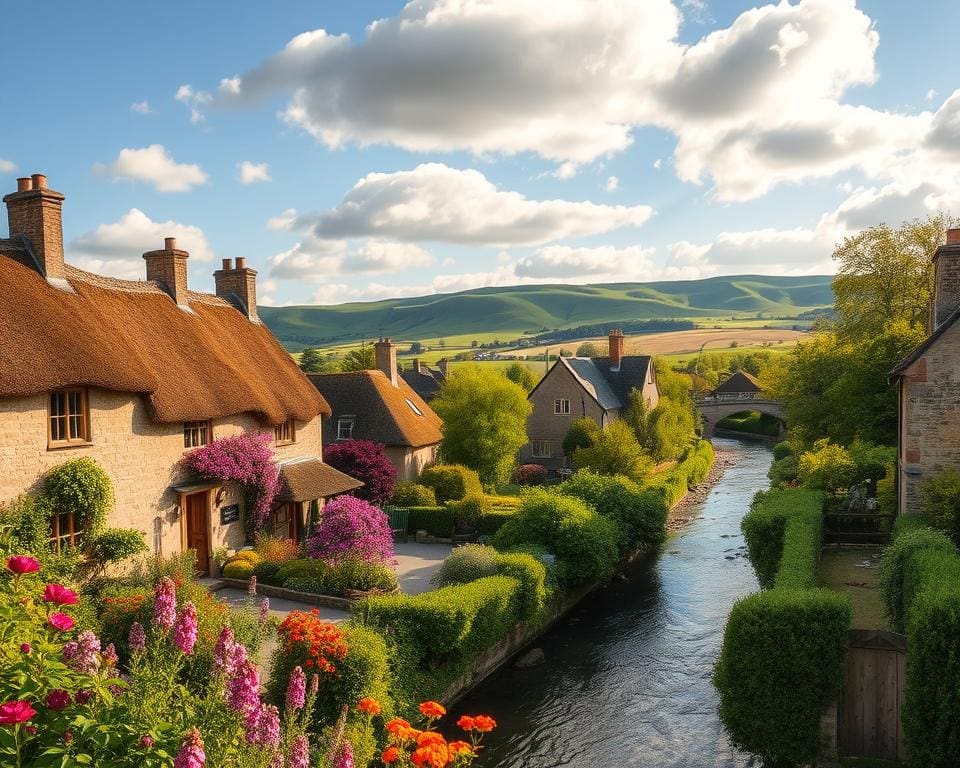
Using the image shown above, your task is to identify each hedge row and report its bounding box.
[255,557,398,596]
[644,440,715,507]
[741,488,824,589]
[715,486,850,766]
[401,506,518,538]
[879,519,960,767]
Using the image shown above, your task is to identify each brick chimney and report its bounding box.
[609,329,625,368]
[214,257,259,323]
[413,358,422,374]
[143,237,190,308]
[3,174,67,285]
[375,338,399,386]
[932,228,960,329]
[438,358,449,377]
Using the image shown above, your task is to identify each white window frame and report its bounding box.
[531,439,553,458]
[337,416,355,440]
[405,398,424,416]
[554,398,571,415]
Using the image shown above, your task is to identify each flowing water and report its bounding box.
[453,439,771,768]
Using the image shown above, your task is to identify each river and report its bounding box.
[452,439,770,768]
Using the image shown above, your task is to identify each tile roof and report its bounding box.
[308,370,443,448]
[713,369,763,394]
[0,251,328,425]
[276,457,363,502]
[399,365,446,401]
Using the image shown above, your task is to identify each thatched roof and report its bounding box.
[0,248,328,425]
[713,369,763,395]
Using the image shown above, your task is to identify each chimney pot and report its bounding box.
[16,178,30,193]
[236,257,247,269]
[222,258,233,271]
[30,174,47,190]
[144,242,189,307]
[164,237,177,251]
[608,329,625,366]
[413,358,422,373]
[948,228,960,245]
[213,257,258,322]
[374,338,399,386]
[3,174,65,282]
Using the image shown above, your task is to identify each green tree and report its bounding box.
[575,341,604,357]
[504,362,536,392]
[624,388,654,450]
[563,418,601,456]
[797,439,858,492]
[572,420,652,482]
[340,345,376,372]
[408,341,424,354]
[298,346,326,373]
[432,367,532,485]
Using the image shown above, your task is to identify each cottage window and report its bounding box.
[337,417,355,440]
[49,388,90,447]
[49,510,81,554]
[183,421,211,449]
[405,398,424,417]
[531,439,553,458]
[554,398,571,415]
[274,418,296,445]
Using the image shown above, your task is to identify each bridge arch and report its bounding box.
[695,396,785,438]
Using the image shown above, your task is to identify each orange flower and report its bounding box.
[456,715,476,732]
[472,715,497,733]
[418,700,447,719]
[357,697,382,716]
[410,743,449,768]
[416,731,446,747]
[385,718,419,742]
[382,746,401,764]
[448,740,474,757]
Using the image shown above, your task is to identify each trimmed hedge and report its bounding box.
[419,464,483,503]
[272,558,397,596]
[401,505,518,538]
[740,488,824,589]
[644,440,715,507]
[478,509,516,537]
[492,489,619,587]
[429,548,546,620]
[878,519,960,766]
[713,588,851,766]
[390,482,437,507]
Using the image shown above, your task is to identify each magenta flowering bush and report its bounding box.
[324,439,397,505]
[306,496,395,565]
[183,432,279,526]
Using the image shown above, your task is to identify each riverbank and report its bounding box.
[667,441,735,532]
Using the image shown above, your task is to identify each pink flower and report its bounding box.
[333,740,354,768]
[128,621,146,652]
[152,577,177,631]
[289,735,310,768]
[6,556,40,575]
[20,643,31,655]
[286,666,306,711]
[48,612,75,632]
[45,690,71,711]
[259,598,270,622]
[74,690,93,705]
[140,735,154,748]
[172,603,198,655]
[245,703,280,747]
[62,731,73,744]
[24,726,37,736]
[42,583,78,605]
[174,728,205,768]
[0,700,36,724]
[304,495,394,565]
[63,630,100,673]
[101,643,119,669]
[226,659,260,716]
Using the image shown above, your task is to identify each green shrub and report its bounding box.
[493,552,547,620]
[797,439,857,491]
[222,560,254,579]
[404,506,455,537]
[0,494,55,559]
[447,493,491,528]
[847,441,896,486]
[252,561,282,585]
[229,550,261,564]
[492,489,619,587]
[276,558,329,584]
[772,441,794,461]
[559,470,667,553]
[44,458,114,534]
[767,454,799,487]
[877,523,954,632]
[714,588,851,766]
[876,463,896,515]
[572,420,653,482]
[282,575,326,594]
[741,488,824,589]
[432,544,498,587]
[478,509,515,537]
[390,482,437,507]
[273,558,397,596]
[485,495,521,510]
[562,417,601,456]
[419,464,483,503]
[643,440,714,507]
[90,528,147,564]
[920,469,960,544]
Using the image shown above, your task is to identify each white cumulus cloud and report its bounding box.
[269,237,433,280]
[0,158,16,174]
[130,101,152,114]
[238,161,271,184]
[93,145,208,193]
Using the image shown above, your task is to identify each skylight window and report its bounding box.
[405,398,424,416]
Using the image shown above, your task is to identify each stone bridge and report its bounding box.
[695,394,785,437]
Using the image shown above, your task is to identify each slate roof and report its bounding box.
[399,364,446,402]
[0,246,327,425]
[533,355,655,412]
[561,357,622,410]
[308,370,443,448]
[713,369,763,395]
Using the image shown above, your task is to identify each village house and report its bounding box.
[309,339,443,481]
[0,174,360,574]
[521,330,659,469]
[891,227,960,513]
[399,358,447,402]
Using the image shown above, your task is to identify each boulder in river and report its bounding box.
[514,647,546,669]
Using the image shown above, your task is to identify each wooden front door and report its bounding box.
[184,492,210,575]
[270,503,298,541]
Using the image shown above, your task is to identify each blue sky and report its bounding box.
[2,0,958,305]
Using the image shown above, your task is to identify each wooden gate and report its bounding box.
[838,629,907,762]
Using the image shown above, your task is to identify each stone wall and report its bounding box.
[898,321,960,512]
[0,387,323,558]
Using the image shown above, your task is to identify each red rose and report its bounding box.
[43,584,79,606]
[45,690,71,711]
[6,556,40,575]
[0,700,36,725]
[48,612,75,632]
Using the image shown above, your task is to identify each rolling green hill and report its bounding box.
[260,274,834,350]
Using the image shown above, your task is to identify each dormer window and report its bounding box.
[49,388,90,448]
[183,420,211,449]
[337,416,355,440]
[405,398,424,417]
[274,418,296,445]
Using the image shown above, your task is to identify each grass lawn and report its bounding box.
[818,547,889,630]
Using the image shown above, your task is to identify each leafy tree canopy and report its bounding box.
[503,362,536,392]
[340,345,376,372]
